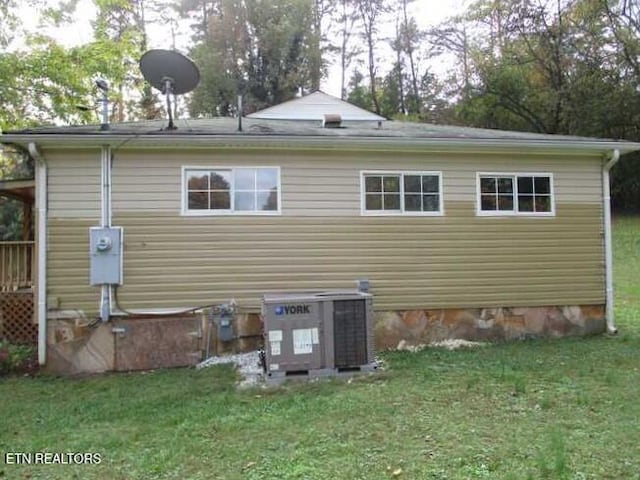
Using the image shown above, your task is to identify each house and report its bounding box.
[2,95,639,374]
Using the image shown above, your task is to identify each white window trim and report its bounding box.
[475,172,555,217]
[360,170,444,216]
[181,166,282,216]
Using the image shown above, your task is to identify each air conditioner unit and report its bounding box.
[261,291,377,379]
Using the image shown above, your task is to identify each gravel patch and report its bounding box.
[396,338,486,352]
[196,351,264,388]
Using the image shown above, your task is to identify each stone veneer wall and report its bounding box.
[45,305,605,375]
[374,305,606,350]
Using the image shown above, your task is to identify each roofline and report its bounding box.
[246,90,388,121]
[2,133,639,156]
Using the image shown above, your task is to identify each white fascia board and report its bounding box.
[3,134,640,156]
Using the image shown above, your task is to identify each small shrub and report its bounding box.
[0,340,37,375]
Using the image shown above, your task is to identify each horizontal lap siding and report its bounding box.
[47,206,604,313]
[44,148,605,314]
[45,149,101,218]
[109,150,602,215]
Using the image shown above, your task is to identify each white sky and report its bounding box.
[18,0,467,99]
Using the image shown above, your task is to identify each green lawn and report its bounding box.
[1,218,640,480]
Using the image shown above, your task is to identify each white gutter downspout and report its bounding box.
[28,142,47,365]
[99,145,113,322]
[603,149,620,334]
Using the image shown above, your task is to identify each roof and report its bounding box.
[2,117,640,156]
[0,178,35,202]
[247,91,386,122]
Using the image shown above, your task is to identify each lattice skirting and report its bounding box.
[0,291,36,345]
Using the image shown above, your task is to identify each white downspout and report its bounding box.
[603,149,620,334]
[99,145,113,322]
[28,142,47,365]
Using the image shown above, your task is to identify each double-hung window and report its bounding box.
[183,167,280,215]
[477,173,554,216]
[362,171,443,215]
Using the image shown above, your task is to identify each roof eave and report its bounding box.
[1,133,639,156]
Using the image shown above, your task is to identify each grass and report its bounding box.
[1,217,640,479]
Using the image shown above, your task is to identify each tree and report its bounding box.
[335,0,360,99]
[187,0,317,116]
[346,69,371,110]
[399,0,422,113]
[309,0,336,91]
[93,0,156,121]
[355,0,388,115]
[389,14,407,115]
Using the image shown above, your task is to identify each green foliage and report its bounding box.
[0,340,36,375]
[346,69,372,110]
[0,198,23,240]
[0,147,33,240]
[187,0,318,117]
[427,0,640,211]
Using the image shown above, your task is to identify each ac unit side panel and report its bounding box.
[366,297,375,365]
[263,297,325,373]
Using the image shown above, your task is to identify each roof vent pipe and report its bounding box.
[96,79,110,131]
[323,114,342,128]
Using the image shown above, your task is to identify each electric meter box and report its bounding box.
[262,291,375,376]
[89,226,123,286]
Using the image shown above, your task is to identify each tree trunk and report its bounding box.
[402,0,419,113]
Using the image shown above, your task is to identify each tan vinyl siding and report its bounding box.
[44,147,605,314]
[46,203,604,313]
[45,149,101,219]
[109,150,603,215]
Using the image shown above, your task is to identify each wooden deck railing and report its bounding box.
[0,241,34,291]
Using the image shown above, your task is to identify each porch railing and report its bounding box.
[0,241,34,292]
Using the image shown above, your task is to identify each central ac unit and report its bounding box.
[261,291,376,379]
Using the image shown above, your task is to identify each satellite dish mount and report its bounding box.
[162,76,177,129]
[139,49,200,131]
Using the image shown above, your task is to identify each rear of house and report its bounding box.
[3,117,637,373]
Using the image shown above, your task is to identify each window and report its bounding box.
[477,173,554,216]
[362,172,443,215]
[183,167,280,215]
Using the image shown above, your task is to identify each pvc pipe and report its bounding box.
[28,142,47,365]
[603,149,620,334]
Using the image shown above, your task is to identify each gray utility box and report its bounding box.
[262,291,375,376]
[89,226,123,286]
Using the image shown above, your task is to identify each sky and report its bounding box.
[20,0,467,98]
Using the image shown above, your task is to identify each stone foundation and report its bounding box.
[373,305,606,350]
[45,305,605,374]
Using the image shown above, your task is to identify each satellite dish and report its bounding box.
[139,49,200,130]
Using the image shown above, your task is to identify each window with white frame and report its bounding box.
[183,167,280,214]
[478,173,553,215]
[362,172,442,214]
